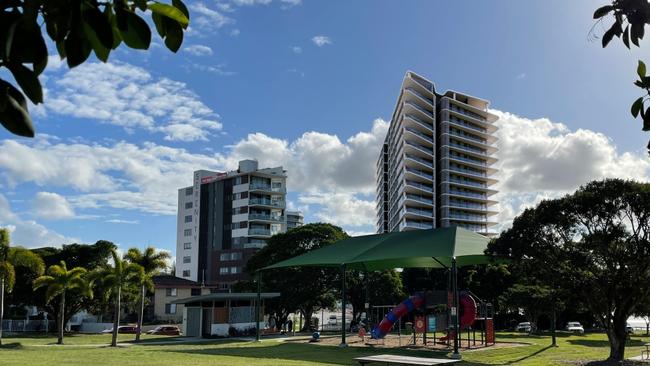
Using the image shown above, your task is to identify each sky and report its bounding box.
[1,0,650,264]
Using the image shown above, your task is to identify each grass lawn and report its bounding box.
[1,331,649,365]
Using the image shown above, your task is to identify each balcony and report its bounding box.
[405,194,434,205]
[404,101,434,119]
[249,213,284,222]
[403,220,434,230]
[446,200,486,211]
[405,166,433,181]
[448,213,487,222]
[404,114,434,132]
[448,129,489,145]
[249,198,284,207]
[447,153,487,167]
[404,127,433,143]
[405,87,434,105]
[448,164,486,178]
[249,228,272,236]
[448,177,487,189]
[405,180,433,193]
[448,104,487,122]
[448,189,487,200]
[249,183,286,193]
[445,116,487,134]
[405,207,434,218]
[405,154,434,168]
[405,141,433,156]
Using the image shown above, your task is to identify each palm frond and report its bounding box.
[44,283,64,303]
[0,261,16,291]
[33,275,55,290]
[8,247,45,275]
[47,263,66,277]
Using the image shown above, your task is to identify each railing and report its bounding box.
[405,87,434,105]
[249,198,284,207]
[405,101,433,117]
[405,167,433,180]
[404,220,434,229]
[405,207,434,217]
[449,165,487,177]
[249,228,271,236]
[406,194,434,205]
[449,129,487,144]
[409,74,434,91]
[449,189,487,200]
[448,213,487,222]
[447,116,486,133]
[404,114,434,130]
[449,104,487,122]
[448,154,487,166]
[449,142,487,155]
[406,180,433,193]
[249,214,284,222]
[405,141,433,155]
[405,153,434,167]
[446,200,487,210]
[449,178,487,189]
[405,127,433,142]
[249,184,286,193]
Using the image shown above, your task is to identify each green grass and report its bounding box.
[0,332,649,365]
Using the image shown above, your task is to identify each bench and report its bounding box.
[354,354,461,365]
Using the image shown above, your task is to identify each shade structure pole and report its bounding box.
[451,257,461,359]
[255,270,261,342]
[339,263,348,347]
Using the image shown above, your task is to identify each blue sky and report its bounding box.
[1,0,650,262]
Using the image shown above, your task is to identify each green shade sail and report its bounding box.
[262,226,493,271]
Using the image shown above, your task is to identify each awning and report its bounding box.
[262,226,492,271]
[172,292,280,304]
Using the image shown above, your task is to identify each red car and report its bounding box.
[146,326,181,336]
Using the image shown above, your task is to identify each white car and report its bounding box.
[327,315,338,326]
[516,322,532,332]
[566,322,584,333]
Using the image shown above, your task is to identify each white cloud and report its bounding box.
[189,2,235,32]
[184,44,213,56]
[232,0,272,5]
[230,29,241,36]
[43,60,222,141]
[32,192,75,220]
[105,219,139,224]
[0,194,76,248]
[298,192,375,228]
[291,46,302,54]
[311,35,332,47]
[185,62,236,76]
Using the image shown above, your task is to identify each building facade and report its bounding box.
[286,211,304,230]
[176,160,289,289]
[376,71,498,235]
[151,275,214,323]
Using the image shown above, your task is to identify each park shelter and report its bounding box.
[172,292,279,337]
[255,226,494,357]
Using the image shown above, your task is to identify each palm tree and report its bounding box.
[99,249,140,347]
[33,261,90,345]
[0,228,44,346]
[124,247,170,342]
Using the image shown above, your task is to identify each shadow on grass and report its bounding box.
[0,342,23,349]
[567,339,646,348]
[162,342,487,366]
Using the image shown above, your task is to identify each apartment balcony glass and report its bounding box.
[405,101,434,119]
[404,127,433,143]
[405,87,434,105]
[405,180,433,193]
[447,153,486,167]
[446,116,487,133]
[448,177,487,189]
[446,200,487,210]
[403,220,434,230]
[404,114,434,131]
[448,189,487,200]
[448,164,487,178]
[249,213,284,222]
[249,198,284,207]
[448,212,487,222]
[448,129,488,145]
[405,167,433,181]
[405,207,434,217]
[249,183,286,193]
[449,142,487,156]
[448,104,487,122]
[405,194,434,205]
[405,154,434,168]
[249,228,271,236]
[405,141,433,156]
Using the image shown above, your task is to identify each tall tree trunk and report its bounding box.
[0,277,4,346]
[606,320,628,361]
[136,284,144,342]
[111,286,121,347]
[58,291,65,345]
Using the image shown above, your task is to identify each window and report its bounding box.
[184,242,191,250]
[233,206,248,215]
[183,256,191,264]
[219,252,242,261]
[185,202,193,209]
[191,288,201,296]
[219,283,229,290]
[230,267,239,274]
[219,267,229,275]
[165,303,177,314]
[185,187,193,195]
[184,215,192,223]
[184,229,192,237]
[165,288,177,297]
[182,270,190,277]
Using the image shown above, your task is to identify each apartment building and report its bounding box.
[176,160,289,290]
[376,71,498,235]
[286,211,304,230]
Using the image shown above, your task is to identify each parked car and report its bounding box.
[626,323,635,334]
[147,326,181,336]
[327,315,338,326]
[565,322,585,334]
[516,322,532,332]
[101,325,138,334]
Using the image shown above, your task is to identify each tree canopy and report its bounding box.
[488,179,650,361]
[0,0,189,137]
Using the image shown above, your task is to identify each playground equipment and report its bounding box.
[371,293,425,339]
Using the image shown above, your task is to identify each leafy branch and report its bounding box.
[0,0,190,138]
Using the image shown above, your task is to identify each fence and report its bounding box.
[1,319,49,333]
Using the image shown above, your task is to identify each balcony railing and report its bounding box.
[449,129,487,144]
[447,200,487,210]
[249,214,284,222]
[449,142,487,155]
[405,101,434,117]
[405,141,433,155]
[404,114,434,131]
[449,189,487,200]
[249,228,271,236]
[406,180,433,193]
[406,194,434,205]
[447,116,486,133]
[448,213,487,222]
[449,104,487,122]
[249,183,286,193]
[449,165,486,177]
[405,154,434,167]
[249,198,284,207]
[405,167,433,180]
[405,87,434,105]
[448,154,486,167]
[449,177,487,188]
[405,207,434,217]
[404,220,434,229]
[404,127,433,143]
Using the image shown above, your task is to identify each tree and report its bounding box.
[488,179,650,362]
[0,0,189,138]
[0,228,44,346]
[246,223,347,331]
[346,270,406,321]
[124,247,169,342]
[96,249,141,347]
[33,261,91,345]
[593,1,650,154]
